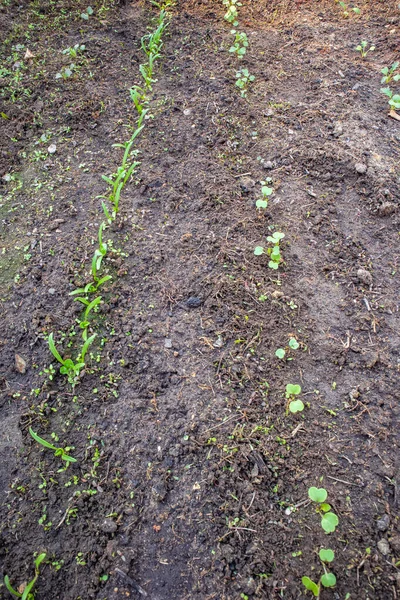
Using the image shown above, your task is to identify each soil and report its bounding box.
[1,0,400,599]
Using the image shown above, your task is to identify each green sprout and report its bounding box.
[62,44,85,58]
[337,1,360,17]
[235,68,255,98]
[29,428,77,465]
[256,184,273,209]
[4,553,46,600]
[380,86,400,111]
[223,0,242,26]
[81,6,93,19]
[355,40,375,58]
[74,296,102,340]
[308,487,339,533]
[275,337,299,360]
[254,231,285,269]
[229,30,249,58]
[285,383,303,413]
[48,332,96,387]
[55,65,75,80]
[381,62,400,84]
[301,548,336,596]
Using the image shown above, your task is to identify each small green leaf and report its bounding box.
[86,6,93,14]
[286,383,301,397]
[308,487,328,503]
[321,512,339,533]
[320,503,331,512]
[256,199,268,209]
[268,261,279,269]
[261,186,273,196]
[319,548,335,563]
[254,246,264,256]
[275,348,285,359]
[321,572,336,588]
[301,576,319,597]
[289,399,304,413]
[288,338,299,349]
[81,12,89,19]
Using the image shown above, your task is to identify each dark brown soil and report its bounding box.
[1,0,400,599]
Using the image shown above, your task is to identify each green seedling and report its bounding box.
[285,383,304,413]
[301,548,336,595]
[289,337,299,349]
[29,428,77,465]
[4,553,46,600]
[235,68,255,98]
[48,332,96,386]
[380,86,400,111]
[256,184,273,209]
[356,40,375,58]
[254,231,284,269]
[130,85,146,115]
[81,6,93,19]
[229,30,249,58]
[62,44,85,58]
[275,337,299,360]
[223,0,242,26]
[74,296,102,340]
[275,348,285,359]
[308,487,339,533]
[55,64,75,80]
[381,62,400,84]
[319,549,335,563]
[337,1,360,17]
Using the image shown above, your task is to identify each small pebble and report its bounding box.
[263,160,274,170]
[355,162,367,174]
[357,268,372,286]
[376,514,390,532]
[186,296,202,309]
[48,144,57,154]
[100,518,117,533]
[48,288,56,295]
[164,338,172,349]
[377,539,390,556]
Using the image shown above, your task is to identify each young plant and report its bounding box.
[235,68,255,98]
[302,549,336,597]
[223,0,242,26]
[81,6,93,19]
[254,232,285,270]
[380,86,400,111]
[275,337,299,360]
[48,332,96,387]
[285,383,303,413]
[381,62,400,84]
[355,40,375,58]
[256,183,273,209]
[229,30,249,58]
[337,1,360,17]
[29,428,77,465]
[308,487,339,533]
[4,553,46,600]
[74,296,102,340]
[62,44,85,58]
[55,64,75,80]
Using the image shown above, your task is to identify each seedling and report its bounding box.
[229,30,248,58]
[356,41,375,58]
[74,296,102,340]
[235,68,255,98]
[256,184,273,209]
[62,44,85,58]
[223,0,242,26]
[380,86,400,111]
[55,64,75,80]
[275,337,299,360]
[254,231,284,270]
[29,428,77,465]
[308,487,339,533]
[48,332,96,386]
[285,383,304,413]
[4,553,46,600]
[337,1,360,17]
[81,6,93,19]
[381,62,400,84]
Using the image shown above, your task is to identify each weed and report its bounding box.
[380,86,400,111]
[235,68,255,98]
[81,6,93,20]
[4,553,46,600]
[229,30,248,58]
[308,487,339,533]
[355,41,375,58]
[29,428,77,465]
[62,44,85,58]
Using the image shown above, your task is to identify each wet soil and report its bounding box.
[0,0,400,599]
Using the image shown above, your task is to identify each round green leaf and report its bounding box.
[286,384,301,397]
[289,399,304,413]
[308,487,328,503]
[261,186,273,196]
[268,261,279,269]
[254,246,264,256]
[289,338,299,349]
[321,512,339,533]
[256,199,268,209]
[301,577,319,597]
[319,548,335,563]
[321,572,336,588]
[275,348,285,359]
[320,503,331,513]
